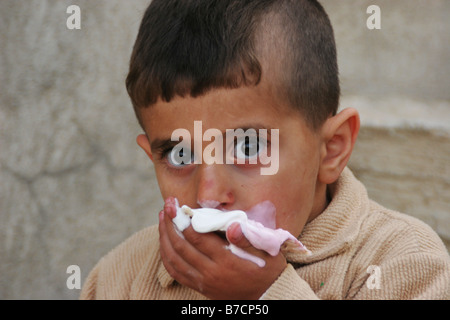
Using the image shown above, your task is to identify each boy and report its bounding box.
[80,0,450,299]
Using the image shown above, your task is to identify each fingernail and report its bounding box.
[226,222,243,243]
[165,197,175,206]
[166,206,176,219]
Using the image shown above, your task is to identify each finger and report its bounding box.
[182,227,234,264]
[160,243,204,291]
[164,197,177,219]
[226,222,253,249]
[163,199,229,265]
[158,210,204,289]
[225,223,280,267]
[162,207,216,272]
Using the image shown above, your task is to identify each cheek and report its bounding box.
[266,170,317,235]
[154,167,192,202]
[273,197,312,237]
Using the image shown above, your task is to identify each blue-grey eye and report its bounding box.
[234,136,265,161]
[167,145,194,167]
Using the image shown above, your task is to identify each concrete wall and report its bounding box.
[0,0,448,299]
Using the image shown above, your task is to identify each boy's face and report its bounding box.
[138,83,328,238]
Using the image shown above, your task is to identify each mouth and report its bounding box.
[172,199,311,267]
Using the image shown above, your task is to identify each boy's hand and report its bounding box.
[158,200,287,300]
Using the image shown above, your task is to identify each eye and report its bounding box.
[166,145,194,167]
[234,136,266,162]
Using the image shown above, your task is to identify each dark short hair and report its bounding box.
[126,0,339,130]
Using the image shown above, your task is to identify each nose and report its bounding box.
[196,164,235,209]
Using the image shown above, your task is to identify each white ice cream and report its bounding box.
[172,199,310,267]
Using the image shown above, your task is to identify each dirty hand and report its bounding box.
[158,198,287,300]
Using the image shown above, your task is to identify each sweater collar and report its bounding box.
[157,260,175,288]
[284,167,370,264]
[157,167,370,287]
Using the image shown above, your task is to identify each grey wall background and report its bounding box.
[0,0,448,299]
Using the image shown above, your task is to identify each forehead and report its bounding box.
[140,84,305,139]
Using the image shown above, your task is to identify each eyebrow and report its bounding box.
[150,123,274,152]
[150,138,180,153]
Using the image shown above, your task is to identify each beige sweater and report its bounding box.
[80,168,450,299]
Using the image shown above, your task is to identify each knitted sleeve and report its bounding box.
[79,259,100,300]
[259,264,319,300]
[347,211,450,300]
[260,253,450,300]
[350,252,450,300]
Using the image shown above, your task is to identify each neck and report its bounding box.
[307,183,331,223]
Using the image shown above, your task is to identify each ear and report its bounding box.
[318,108,360,184]
[136,134,154,162]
